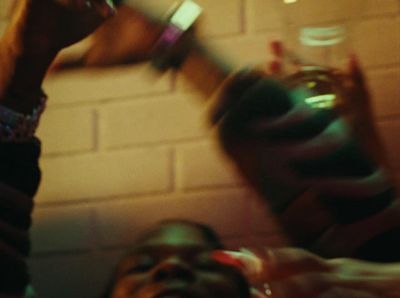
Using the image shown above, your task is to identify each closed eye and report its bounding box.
[125,256,156,274]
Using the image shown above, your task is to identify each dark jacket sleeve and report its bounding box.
[0,139,41,296]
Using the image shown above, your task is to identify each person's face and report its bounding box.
[110,223,248,298]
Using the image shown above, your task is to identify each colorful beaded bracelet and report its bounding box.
[0,95,47,143]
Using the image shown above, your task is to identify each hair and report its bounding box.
[100,220,250,298]
[143,219,225,250]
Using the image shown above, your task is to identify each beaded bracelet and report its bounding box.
[0,94,47,143]
[151,0,202,71]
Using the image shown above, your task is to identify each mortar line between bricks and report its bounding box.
[40,137,209,159]
[41,148,97,159]
[103,136,211,152]
[240,0,247,34]
[35,189,176,208]
[34,185,249,208]
[44,89,176,109]
[170,147,177,192]
[93,108,100,152]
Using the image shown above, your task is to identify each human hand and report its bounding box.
[212,248,400,298]
[0,0,115,113]
[5,0,116,56]
[265,41,385,166]
[211,41,393,248]
[212,41,390,207]
[50,3,163,72]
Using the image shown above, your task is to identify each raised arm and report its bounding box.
[0,1,114,296]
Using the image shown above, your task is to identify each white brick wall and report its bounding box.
[38,147,173,202]
[176,140,244,190]
[43,65,173,105]
[363,0,400,16]
[99,94,207,148]
[31,206,97,253]
[1,1,399,297]
[354,17,400,67]
[37,106,96,154]
[368,67,400,118]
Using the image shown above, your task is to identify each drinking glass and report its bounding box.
[272,0,363,109]
[274,0,363,70]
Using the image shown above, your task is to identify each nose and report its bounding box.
[151,256,196,283]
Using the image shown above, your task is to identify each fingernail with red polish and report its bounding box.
[270,40,283,57]
[211,251,245,270]
[268,60,282,74]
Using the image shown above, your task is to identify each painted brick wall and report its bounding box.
[1,1,400,297]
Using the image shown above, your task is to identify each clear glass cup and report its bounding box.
[274,0,363,70]
[272,0,364,110]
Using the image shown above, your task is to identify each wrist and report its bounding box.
[0,36,56,114]
[151,0,202,71]
[7,45,57,89]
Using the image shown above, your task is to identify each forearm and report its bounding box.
[0,29,56,114]
[178,39,232,98]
